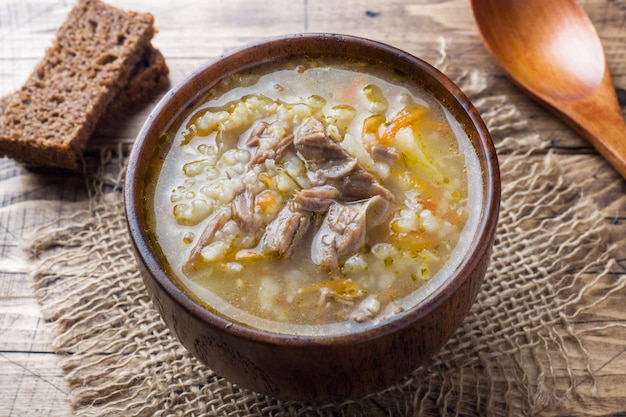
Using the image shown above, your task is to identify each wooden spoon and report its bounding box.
[470,0,626,179]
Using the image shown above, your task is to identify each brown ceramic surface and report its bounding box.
[124,33,500,401]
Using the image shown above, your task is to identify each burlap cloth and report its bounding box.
[24,43,626,416]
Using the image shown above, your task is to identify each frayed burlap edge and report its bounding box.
[24,41,626,416]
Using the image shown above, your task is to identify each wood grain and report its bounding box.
[1,0,626,415]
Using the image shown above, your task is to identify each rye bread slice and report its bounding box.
[106,45,170,115]
[0,0,156,169]
[1,46,170,128]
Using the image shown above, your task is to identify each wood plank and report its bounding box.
[0,352,72,417]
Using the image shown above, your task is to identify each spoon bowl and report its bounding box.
[471,0,626,179]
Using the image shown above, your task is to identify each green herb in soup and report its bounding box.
[151,58,478,331]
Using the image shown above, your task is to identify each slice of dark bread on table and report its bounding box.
[0,0,169,170]
[104,44,169,116]
[0,46,170,128]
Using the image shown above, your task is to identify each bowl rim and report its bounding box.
[124,32,501,347]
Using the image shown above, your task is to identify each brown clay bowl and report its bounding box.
[125,33,500,402]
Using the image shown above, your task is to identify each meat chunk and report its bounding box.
[261,186,341,260]
[310,196,391,272]
[294,117,355,172]
[339,170,393,202]
[294,185,339,212]
[371,145,399,164]
[311,202,367,272]
[183,208,231,272]
[247,121,294,166]
[261,201,310,257]
[294,117,393,201]
[245,121,267,147]
[232,186,256,234]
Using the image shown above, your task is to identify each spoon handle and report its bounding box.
[544,68,626,180]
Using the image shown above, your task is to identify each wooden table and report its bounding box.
[1,0,626,415]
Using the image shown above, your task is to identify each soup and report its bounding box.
[149,57,482,335]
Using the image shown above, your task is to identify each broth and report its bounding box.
[149,57,482,335]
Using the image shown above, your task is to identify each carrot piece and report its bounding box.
[378,105,427,144]
[299,278,363,301]
[256,190,276,211]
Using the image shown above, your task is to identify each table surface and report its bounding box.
[2,0,626,416]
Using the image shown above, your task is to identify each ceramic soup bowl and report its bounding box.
[125,33,500,401]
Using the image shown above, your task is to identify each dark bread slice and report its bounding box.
[106,44,170,115]
[0,0,156,169]
[1,45,170,129]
